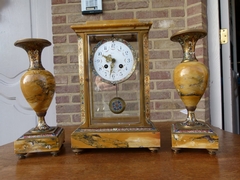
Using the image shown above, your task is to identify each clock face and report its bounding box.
[91,37,137,84]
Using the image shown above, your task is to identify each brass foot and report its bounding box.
[207,149,217,155]
[172,148,181,154]
[72,148,84,154]
[17,153,27,159]
[50,151,59,156]
[148,147,159,153]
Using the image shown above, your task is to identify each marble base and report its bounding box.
[71,125,160,153]
[14,127,65,158]
[171,122,219,154]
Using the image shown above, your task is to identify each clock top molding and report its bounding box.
[71,19,152,33]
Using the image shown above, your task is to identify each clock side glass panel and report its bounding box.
[88,33,141,126]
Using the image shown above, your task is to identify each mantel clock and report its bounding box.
[71,19,160,153]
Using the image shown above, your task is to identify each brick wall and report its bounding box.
[52,0,209,125]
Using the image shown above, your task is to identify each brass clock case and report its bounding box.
[70,19,160,152]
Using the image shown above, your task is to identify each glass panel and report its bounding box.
[88,33,140,126]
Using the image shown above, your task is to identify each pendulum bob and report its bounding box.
[170,29,219,154]
[13,38,64,158]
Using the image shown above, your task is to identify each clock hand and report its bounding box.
[102,54,113,63]
[110,58,116,74]
[102,54,116,75]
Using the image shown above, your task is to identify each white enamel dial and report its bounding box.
[91,38,137,84]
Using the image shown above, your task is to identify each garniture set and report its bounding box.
[13,19,218,159]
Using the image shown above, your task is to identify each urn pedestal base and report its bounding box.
[14,127,65,159]
[171,123,219,154]
[71,125,160,153]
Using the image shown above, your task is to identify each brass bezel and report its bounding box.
[90,37,137,85]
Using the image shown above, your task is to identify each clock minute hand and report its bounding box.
[110,58,116,74]
[102,54,116,74]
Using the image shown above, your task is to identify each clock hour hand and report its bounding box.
[102,54,116,74]
[102,54,113,63]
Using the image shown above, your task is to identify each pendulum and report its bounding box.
[109,84,126,114]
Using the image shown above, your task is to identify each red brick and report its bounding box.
[150,91,171,100]
[136,10,168,19]
[187,4,202,16]
[148,40,153,50]
[149,61,153,69]
[172,110,186,120]
[149,30,168,39]
[52,0,66,5]
[187,15,202,26]
[52,4,80,14]
[187,0,205,6]
[171,9,185,17]
[150,111,172,120]
[55,85,80,93]
[154,40,179,50]
[53,44,77,54]
[150,71,171,80]
[156,81,175,89]
[195,47,204,58]
[155,101,184,110]
[52,15,66,24]
[172,50,183,59]
[149,50,170,59]
[102,12,134,20]
[56,104,80,113]
[152,0,184,8]
[56,95,70,103]
[150,81,154,90]
[72,95,80,103]
[54,65,79,74]
[52,25,74,34]
[103,2,116,11]
[68,14,101,23]
[68,0,80,3]
[72,114,81,122]
[55,75,68,84]
[122,82,139,91]
[54,56,67,64]
[69,34,78,43]
[155,60,179,69]
[197,99,208,109]
[126,102,139,111]
[53,35,67,44]
[70,55,78,63]
[173,91,181,99]
[150,101,154,110]
[118,1,149,9]
[93,93,104,102]
[71,75,79,83]
[56,115,71,123]
[152,19,185,29]
[120,92,138,101]
[202,0,207,6]
[204,88,209,98]
[128,73,137,81]
[195,110,207,120]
